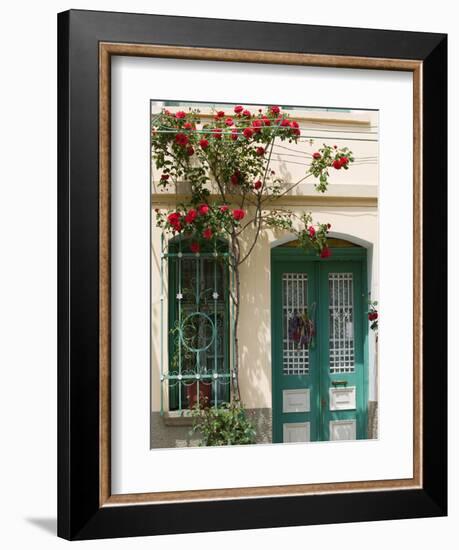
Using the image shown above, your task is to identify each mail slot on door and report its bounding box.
[329,386,356,411]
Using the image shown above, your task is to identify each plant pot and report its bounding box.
[186,381,212,409]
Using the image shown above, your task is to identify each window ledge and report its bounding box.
[162,410,194,427]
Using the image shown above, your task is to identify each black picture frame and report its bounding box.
[58,9,447,540]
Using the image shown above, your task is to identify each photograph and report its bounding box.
[150,101,379,448]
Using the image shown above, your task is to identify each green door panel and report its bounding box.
[271,262,319,443]
[318,261,367,441]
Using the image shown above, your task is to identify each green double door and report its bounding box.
[272,252,368,443]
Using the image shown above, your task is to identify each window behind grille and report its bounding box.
[167,237,230,411]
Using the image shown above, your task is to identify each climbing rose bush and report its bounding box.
[151,105,354,401]
[152,105,353,257]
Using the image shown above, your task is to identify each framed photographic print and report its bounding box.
[57,9,447,540]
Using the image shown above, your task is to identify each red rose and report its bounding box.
[242,109,251,117]
[202,227,213,240]
[231,129,239,141]
[252,119,263,133]
[308,226,316,237]
[167,212,181,224]
[198,204,209,216]
[167,212,182,232]
[368,312,378,321]
[190,241,200,253]
[290,120,300,136]
[217,110,225,118]
[320,246,332,258]
[220,205,229,213]
[327,223,331,229]
[212,128,222,140]
[332,159,342,169]
[185,209,197,224]
[183,122,193,130]
[313,152,321,160]
[262,116,271,126]
[270,105,280,115]
[256,147,265,156]
[280,118,290,127]
[243,127,254,139]
[234,105,244,114]
[230,172,240,185]
[225,117,234,126]
[186,146,195,156]
[253,180,262,190]
[175,133,189,147]
[175,111,186,119]
[199,138,209,149]
[232,209,245,221]
[160,174,169,181]
[340,156,349,166]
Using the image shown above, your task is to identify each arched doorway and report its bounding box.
[271,238,369,443]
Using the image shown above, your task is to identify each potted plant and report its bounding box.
[185,380,212,410]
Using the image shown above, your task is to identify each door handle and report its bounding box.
[331,380,348,387]
[321,397,327,409]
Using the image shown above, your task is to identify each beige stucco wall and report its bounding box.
[151,203,378,412]
[150,106,379,413]
[151,104,379,195]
